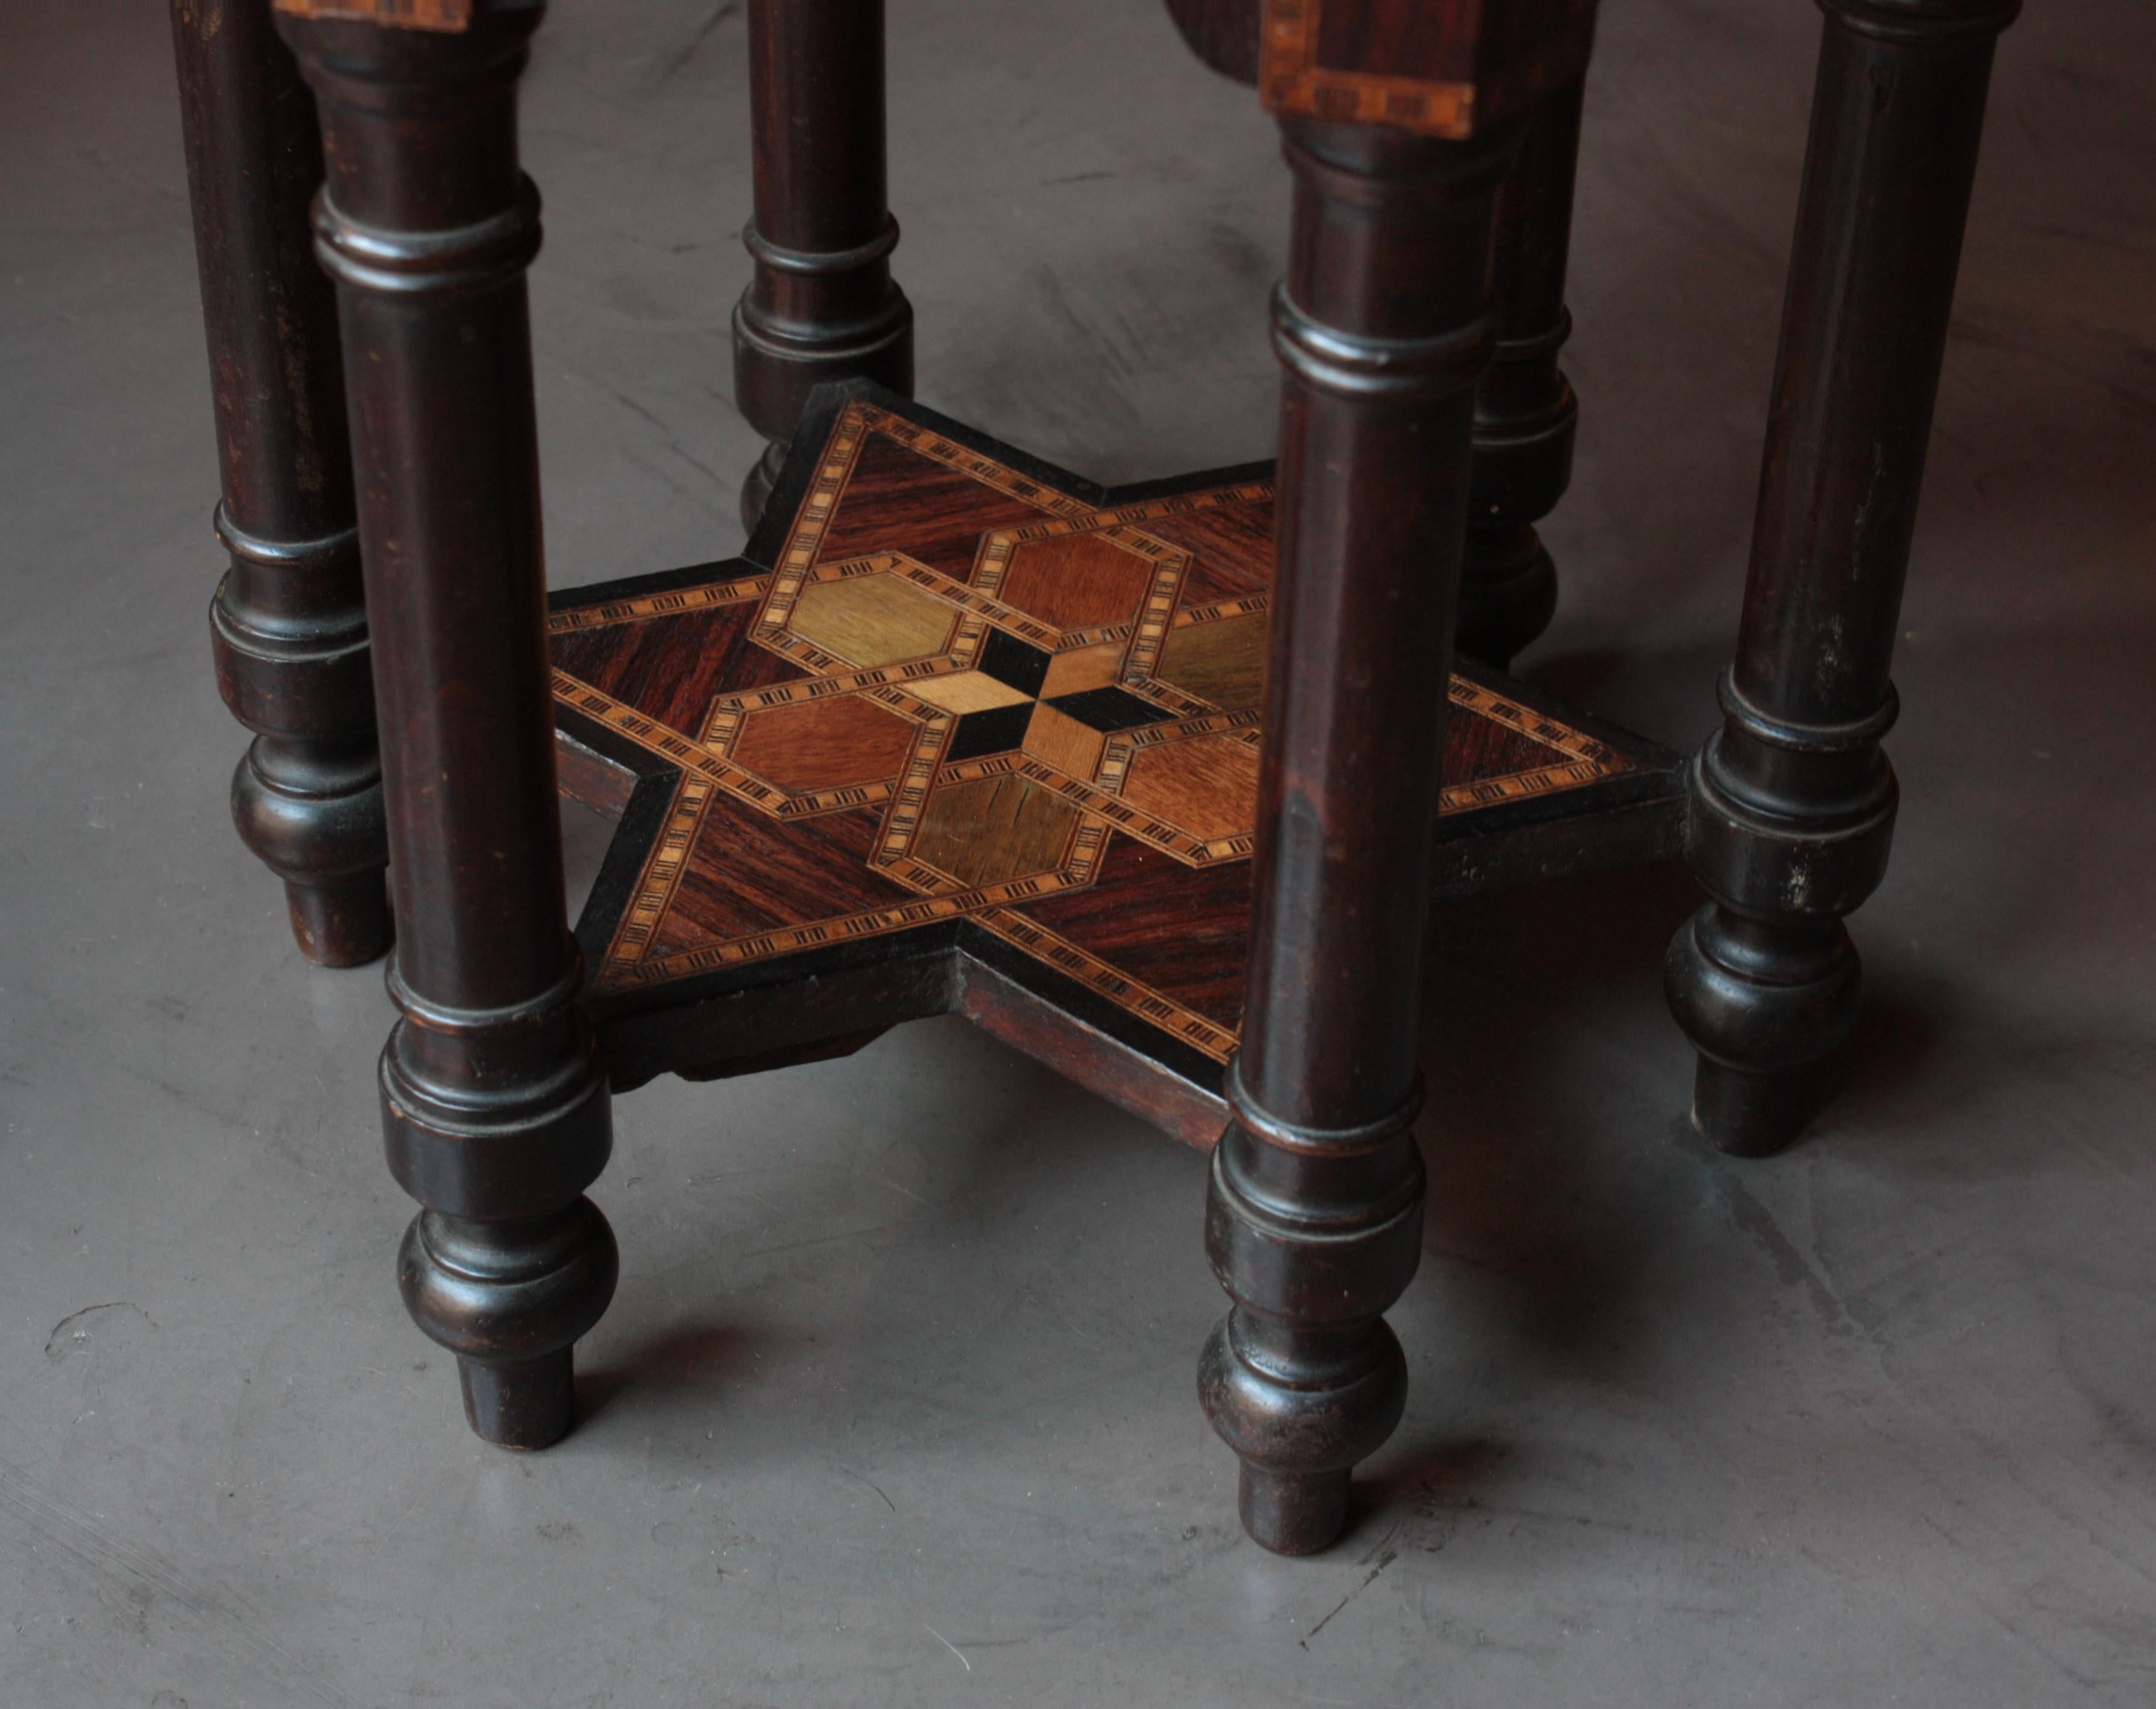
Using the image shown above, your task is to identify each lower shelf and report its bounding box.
[546,383,1684,1144]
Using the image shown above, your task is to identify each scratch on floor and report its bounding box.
[925,1622,972,1673]
[44,1300,157,1362]
[1710,1169,1855,1336]
[654,1,741,84]
[1299,1526,1401,1649]
[838,1466,897,1514]
[0,1453,361,1707]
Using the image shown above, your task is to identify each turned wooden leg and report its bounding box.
[1199,118,1521,1554]
[731,0,913,531]
[171,0,389,967]
[280,1,616,1447]
[1666,0,2020,1157]
[1460,75,1584,670]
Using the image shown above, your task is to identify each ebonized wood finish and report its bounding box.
[543,385,1683,1153]
[733,0,914,532]
[170,0,389,966]
[1460,74,1584,669]
[1665,0,2020,1157]
[279,0,616,1449]
[1198,115,1528,1555]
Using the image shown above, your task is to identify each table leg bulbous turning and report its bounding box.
[732,0,913,532]
[1666,0,2020,1156]
[1201,1073,1426,1552]
[1201,117,1522,1555]
[280,1,616,1446]
[171,0,389,967]
[1461,77,1586,670]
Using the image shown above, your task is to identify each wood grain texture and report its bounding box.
[1120,733,1260,842]
[733,695,918,792]
[915,775,1083,889]
[790,570,958,666]
[546,385,1680,1124]
[1155,611,1269,712]
[1461,73,1586,667]
[1021,703,1109,780]
[995,533,1159,631]
[1195,105,1531,1557]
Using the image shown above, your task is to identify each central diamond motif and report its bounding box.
[693,421,1273,905]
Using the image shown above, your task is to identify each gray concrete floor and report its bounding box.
[5,1,2155,1704]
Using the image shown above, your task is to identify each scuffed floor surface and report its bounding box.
[4,2,2154,1704]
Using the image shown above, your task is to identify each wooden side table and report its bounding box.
[170,0,2017,1553]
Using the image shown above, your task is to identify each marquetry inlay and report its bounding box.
[547,398,1644,1066]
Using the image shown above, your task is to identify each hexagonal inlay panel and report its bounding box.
[1156,611,1268,713]
[1119,733,1261,842]
[789,570,957,667]
[912,775,1081,889]
[732,696,918,794]
[994,532,1156,632]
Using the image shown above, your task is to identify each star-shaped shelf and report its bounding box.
[547,385,1684,1144]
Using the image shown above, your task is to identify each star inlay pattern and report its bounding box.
[546,397,1653,1070]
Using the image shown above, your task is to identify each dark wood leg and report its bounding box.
[280,1,616,1447]
[1199,118,1521,1554]
[170,0,389,966]
[1460,76,1584,670]
[1666,0,2020,1156]
[732,0,913,532]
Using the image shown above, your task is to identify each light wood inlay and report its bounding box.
[549,574,768,635]
[1155,611,1269,713]
[974,907,1242,1063]
[1260,0,1474,136]
[789,571,958,667]
[1041,643,1125,699]
[1022,703,1109,782]
[1257,0,1598,141]
[914,775,1082,890]
[910,671,1035,714]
